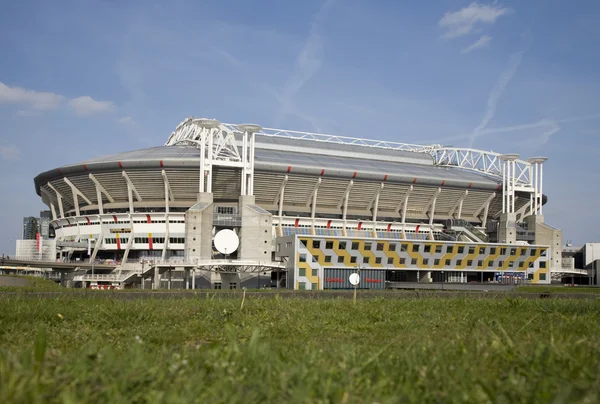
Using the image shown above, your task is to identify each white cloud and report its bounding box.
[461,35,492,54]
[439,2,512,39]
[276,0,337,125]
[0,145,20,161]
[118,116,135,124]
[68,96,115,116]
[0,81,64,110]
[467,49,525,147]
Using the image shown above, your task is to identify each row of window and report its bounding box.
[103,237,186,244]
[303,239,542,257]
[299,254,546,268]
[54,219,186,229]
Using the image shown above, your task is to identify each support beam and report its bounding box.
[341,180,353,237]
[369,183,384,222]
[89,173,115,214]
[122,171,142,213]
[64,178,92,205]
[47,183,65,218]
[309,178,322,235]
[475,192,496,222]
[275,175,289,215]
[161,170,174,202]
[448,190,468,218]
[425,188,442,226]
[396,185,413,224]
[338,180,353,210]
[40,187,58,220]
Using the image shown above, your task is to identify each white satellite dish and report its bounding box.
[214,229,239,255]
[349,273,360,286]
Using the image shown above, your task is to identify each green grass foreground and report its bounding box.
[1,294,599,403]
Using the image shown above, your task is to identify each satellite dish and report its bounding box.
[214,229,239,255]
[349,273,360,286]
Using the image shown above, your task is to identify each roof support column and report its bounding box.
[398,185,413,224]
[475,193,496,225]
[308,178,321,234]
[89,174,114,215]
[449,190,468,219]
[47,183,65,218]
[339,180,353,236]
[162,170,172,261]
[428,188,442,227]
[41,187,58,220]
[122,171,142,214]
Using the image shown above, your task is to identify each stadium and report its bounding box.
[30,117,562,289]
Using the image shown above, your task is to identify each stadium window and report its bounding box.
[324,255,331,263]
[312,255,319,263]
[498,260,504,267]
[445,259,451,266]
[400,258,406,265]
[541,249,547,257]
[299,268,306,277]
[375,257,382,264]
[389,244,396,252]
[286,242,292,248]
[401,244,408,252]
[423,259,429,266]
[457,259,462,266]
[500,248,507,255]
[363,257,370,265]
[229,283,237,290]
[424,245,431,253]
[529,262,534,268]
[312,268,318,277]
[479,247,485,254]
[490,247,497,255]
[412,245,419,253]
[325,241,333,249]
[539,273,547,281]
[299,282,306,290]
[299,254,307,263]
[434,259,440,266]
[312,283,318,290]
[435,246,442,254]
[508,262,514,268]
[540,261,547,269]
[467,260,473,266]
[312,240,320,249]
[510,248,517,255]
[468,247,475,255]
[530,249,536,256]
[350,257,357,264]
[478,260,483,267]
[364,243,372,251]
[352,242,359,250]
[520,249,526,256]
[339,241,347,250]
[411,258,417,265]
[300,239,308,248]
[458,246,465,254]
[337,256,344,263]
[377,243,384,251]
[488,261,494,267]
[519,262,524,268]
[214,283,221,290]
[387,257,394,265]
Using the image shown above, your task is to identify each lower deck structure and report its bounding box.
[276,235,550,290]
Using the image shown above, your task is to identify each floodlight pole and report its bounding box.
[353,265,361,305]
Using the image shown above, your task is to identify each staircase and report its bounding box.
[446,219,489,243]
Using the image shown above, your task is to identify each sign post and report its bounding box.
[349,267,361,305]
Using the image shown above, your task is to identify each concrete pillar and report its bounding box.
[191,269,196,289]
[168,270,172,290]
[141,276,145,290]
[153,266,160,290]
[185,269,190,290]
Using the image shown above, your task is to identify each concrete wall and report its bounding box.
[184,193,214,262]
[237,195,272,262]
[525,214,562,273]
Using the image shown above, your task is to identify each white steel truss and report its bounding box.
[167,118,548,215]
[165,118,257,195]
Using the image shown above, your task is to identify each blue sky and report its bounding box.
[1,0,599,253]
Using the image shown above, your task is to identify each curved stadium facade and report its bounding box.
[33,118,562,289]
